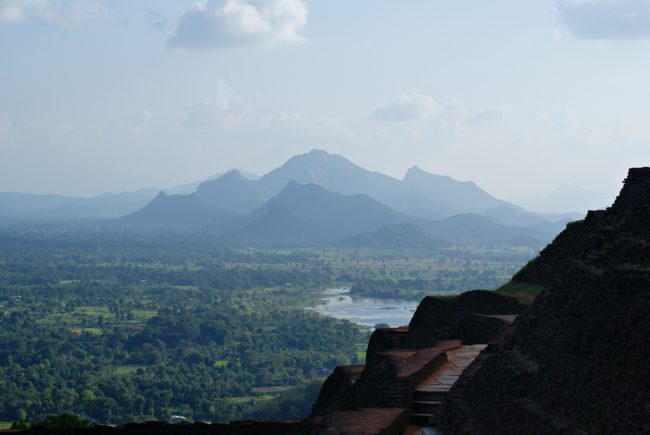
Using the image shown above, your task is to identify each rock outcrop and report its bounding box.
[439,167,650,434]
[407,291,524,349]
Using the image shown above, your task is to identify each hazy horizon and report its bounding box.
[1,0,649,202]
[2,3,649,429]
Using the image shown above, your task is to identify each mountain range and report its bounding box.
[191,150,541,224]
[0,150,579,246]
[0,170,259,220]
[116,150,577,246]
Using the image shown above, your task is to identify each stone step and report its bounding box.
[412,400,441,414]
[410,412,434,425]
[413,391,447,402]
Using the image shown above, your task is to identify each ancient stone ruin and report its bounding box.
[306,290,524,434]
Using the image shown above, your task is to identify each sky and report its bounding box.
[1,0,649,207]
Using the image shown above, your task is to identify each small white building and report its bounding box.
[171,415,188,424]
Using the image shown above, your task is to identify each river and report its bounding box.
[308,287,421,328]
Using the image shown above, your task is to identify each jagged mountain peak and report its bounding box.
[220,169,246,180]
[404,164,427,177]
[269,149,370,176]
[404,165,476,187]
[198,169,250,187]
[259,150,399,201]
[307,148,331,156]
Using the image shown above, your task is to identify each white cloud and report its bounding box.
[371,93,439,122]
[0,0,40,23]
[185,80,241,128]
[0,0,105,27]
[372,94,514,127]
[556,0,650,39]
[169,0,308,50]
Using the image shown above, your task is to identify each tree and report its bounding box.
[33,413,91,429]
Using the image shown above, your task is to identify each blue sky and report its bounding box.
[1,0,649,205]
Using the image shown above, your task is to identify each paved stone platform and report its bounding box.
[415,345,487,395]
[406,344,488,430]
[380,340,461,380]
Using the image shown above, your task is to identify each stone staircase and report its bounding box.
[384,379,411,407]
[410,389,442,425]
[408,345,487,429]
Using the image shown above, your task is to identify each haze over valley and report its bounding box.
[1,150,578,249]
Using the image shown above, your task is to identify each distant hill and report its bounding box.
[221,202,316,244]
[2,150,573,246]
[120,192,240,230]
[419,213,552,246]
[186,149,537,224]
[400,165,554,226]
[166,169,259,195]
[187,149,403,217]
[339,222,442,250]
[224,182,406,244]
[259,149,403,205]
[401,166,511,218]
[0,192,82,217]
[0,191,159,220]
[259,150,525,222]
[93,152,568,245]
[195,170,270,214]
[0,170,259,220]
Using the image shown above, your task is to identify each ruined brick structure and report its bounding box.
[306,291,524,434]
[439,167,650,434]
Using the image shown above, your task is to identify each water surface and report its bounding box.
[308,287,420,328]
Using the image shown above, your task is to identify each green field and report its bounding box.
[0,229,535,425]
